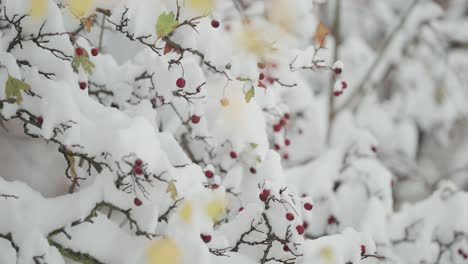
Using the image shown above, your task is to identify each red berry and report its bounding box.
[249,167,257,174]
[79,82,87,90]
[334,67,342,75]
[257,62,265,69]
[296,225,304,235]
[259,193,267,201]
[279,119,286,127]
[176,77,186,88]
[134,165,143,175]
[303,221,309,229]
[274,144,280,150]
[283,153,289,160]
[205,170,214,178]
[284,138,291,146]
[273,124,281,132]
[191,115,200,124]
[327,215,337,225]
[134,197,142,206]
[304,203,313,211]
[37,116,43,126]
[333,90,342,97]
[284,113,290,119]
[341,81,347,89]
[361,245,366,255]
[262,189,270,197]
[301,193,307,198]
[134,159,143,167]
[75,47,84,56]
[238,207,244,212]
[200,234,212,243]
[211,19,220,28]
[371,145,377,153]
[283,244,289,252]
[230,151,237,159]
[91,48,99,56]
[211,184,219,190]
[259,72,265,80]
[286,212,294,221]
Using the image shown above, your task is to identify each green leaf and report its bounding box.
[256,156,262,163]
[5,75,30,105]
[250,143,258,149]
[156,11,178,39]
[245,86,255,103]
[72,53,95,74]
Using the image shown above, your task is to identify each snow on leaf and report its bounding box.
[5,75,30,105]
[166,180,178,201]
[147,237,181,264]
[314,21,330,48]
[66,0,94,19]
[244,86,255,103]
[156,11,178,40]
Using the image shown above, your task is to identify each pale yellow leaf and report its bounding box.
[187,0,215,12]
[166,180,178,200]
[319,247,334,264]
[205,194,226,221]
[66,0,94,18]
[314,22,330,48]
[179,201,193,224]
[147,237,181,264]
[30,0,48,18]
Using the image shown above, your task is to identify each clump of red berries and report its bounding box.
[133,159,143,175]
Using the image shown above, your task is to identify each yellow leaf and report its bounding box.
[238,26,276,56]
[187,0,215,12]
[179,201,193,224]
[30,0,48,18]
[319,247,334,264]
[313,22,330,48]
[66,0,94,18]
[147,237,181,264]
[81,15,96,33]
[205,194,226,221]
[166,180,178,201]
